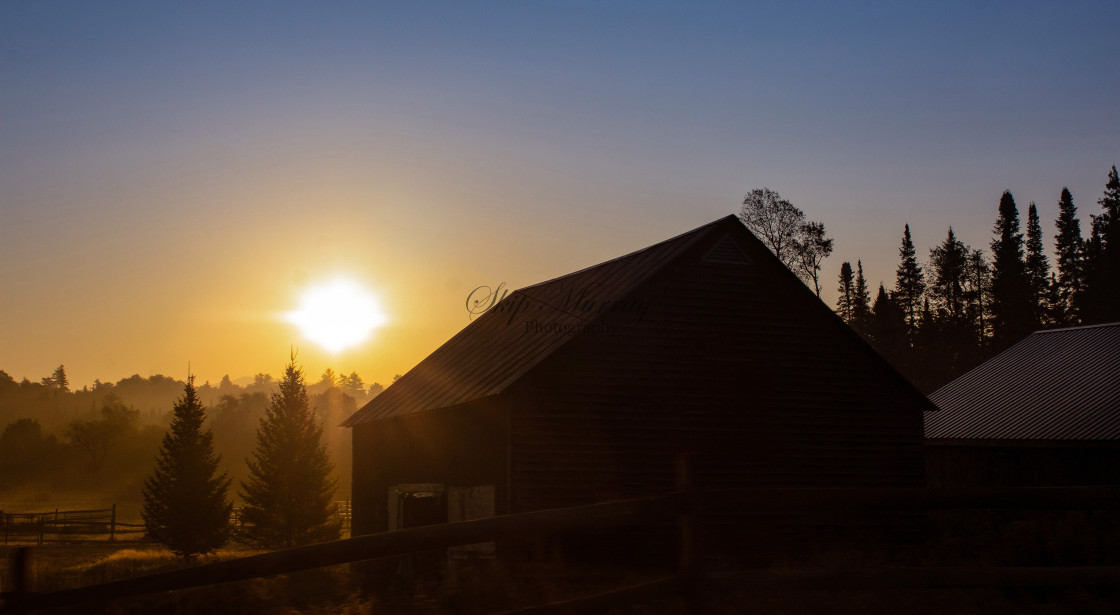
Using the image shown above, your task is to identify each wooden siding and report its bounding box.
[351,402,509,536]
[349,218,928,548]
[926,441,1120,488]
[506,230,925,513]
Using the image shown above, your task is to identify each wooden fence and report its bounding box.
[3,484,1120,613]
[0,506,145,546]
[2,501,352,546]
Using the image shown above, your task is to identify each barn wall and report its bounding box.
[350,402,508,536]
[926,441,1120,488]
[507,232,926,514]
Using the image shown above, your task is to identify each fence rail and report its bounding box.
[0,506,142,546]
[2,501,352,547]
[3,484,1120,613]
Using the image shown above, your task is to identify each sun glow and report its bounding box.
[285,277,387,353]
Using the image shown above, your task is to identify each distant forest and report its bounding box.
[0,367,394,503]
[828,165,1120,393]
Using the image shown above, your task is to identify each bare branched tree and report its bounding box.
[793,221,834,297]
[738,188,805,270]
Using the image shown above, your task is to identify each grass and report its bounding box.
[3,510,1120,613]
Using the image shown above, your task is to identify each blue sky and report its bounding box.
[2,1,1117,386]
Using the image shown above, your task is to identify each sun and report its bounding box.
[285,277,387,353]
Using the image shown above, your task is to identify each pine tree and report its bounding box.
[142,376,231,558]
[913,297,951,392]
[853,260,872,332]
[836,262,855,323]
[240,357,340,549]
[1081,165,1120,323]
[868,285,909,373]
[1053,187,1084,325]
[1024,202,1050,327]
[1101,164,1120,222]
[928,228,968,321]
[51,365,69,393]
[927,228,973,381]
[855,258,873,315]
[989,191,1033,350]
[964,248,991,352]
[894,224,925,337]
[1044,272,1063,326]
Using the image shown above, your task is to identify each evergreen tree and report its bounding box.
[989,191,1033,350]
[142,376,231,559]
[852,260,872,335]
[240,357,340,549]
[1024,202,1050,327]
[928,228,968,321]
[868,285,909,373]
[893,224,925,337]
[1101,164,1120,222]
[1082,165,1120,323]
[836,262,855,323]
[964,249,991,351]
[927,228,973,382]
[51,365,69,393]
[340,372,365,396]
[1044,273,1063,327]
[913,298,949,392]
[1053,187,1084,325]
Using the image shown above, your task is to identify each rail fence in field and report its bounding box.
[0,507,143,546]
[1,501,352,547]
[3,471,1120,613]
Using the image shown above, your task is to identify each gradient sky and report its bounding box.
[2,1,1118,389]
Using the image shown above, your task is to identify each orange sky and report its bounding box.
[2,2,1117,389]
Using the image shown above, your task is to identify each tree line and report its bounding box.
[0,365,390,434]
[0,364,396,508]
[838,166,1116,392]
[742,165,1119,393]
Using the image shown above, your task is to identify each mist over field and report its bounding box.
[0,367,381,512]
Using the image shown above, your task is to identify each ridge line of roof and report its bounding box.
[1032,321,1120,335]
[343,216,739,427]
[516,215,737,293]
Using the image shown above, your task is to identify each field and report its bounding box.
[2,506,1120,613]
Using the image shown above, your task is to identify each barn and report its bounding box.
[342,215,931,549]
[925,322,1120,488]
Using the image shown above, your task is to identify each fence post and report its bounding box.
[37,517,45,545]
[676,453,701,614]
[109,504,117,542]
[13,546,35,602]
[2,512,6,546]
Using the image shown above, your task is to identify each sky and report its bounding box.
[2,1,1118,389]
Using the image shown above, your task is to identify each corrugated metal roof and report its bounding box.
[925,322,1120,440]
[342,216,733,426]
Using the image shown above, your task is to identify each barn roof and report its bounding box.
[344,215,932,427]
[925,322,1120,440]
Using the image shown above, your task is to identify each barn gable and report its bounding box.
[345,216,933,533]
[344,215,932,427]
